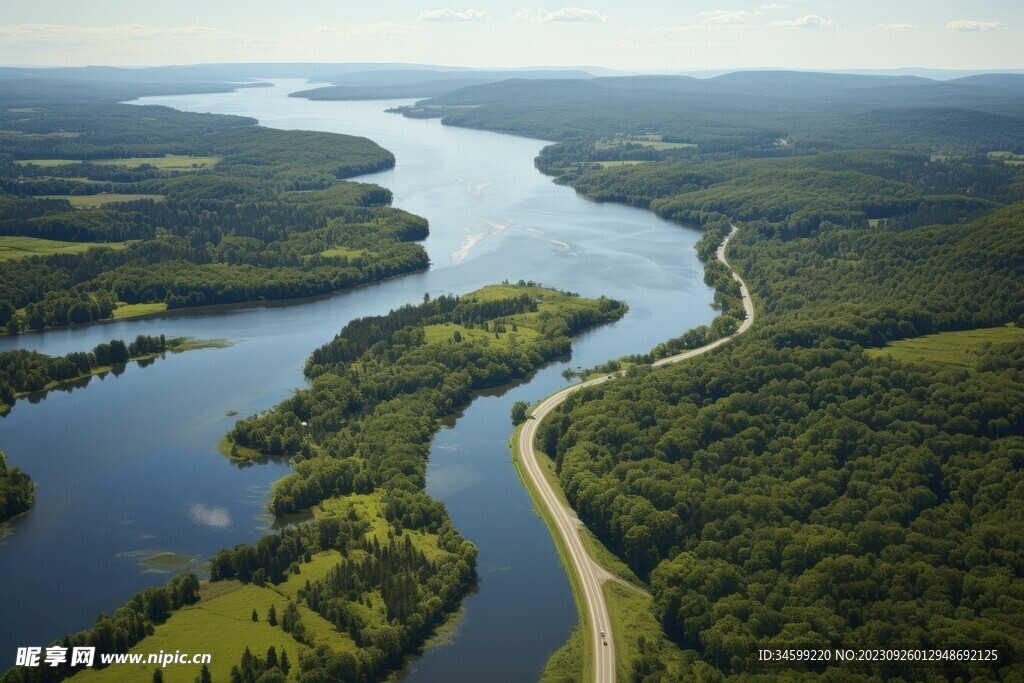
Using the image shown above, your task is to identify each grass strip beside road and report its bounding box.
[511,421,593,683]
[512,227,754,682]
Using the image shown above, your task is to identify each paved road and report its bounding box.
[516,227,754,683]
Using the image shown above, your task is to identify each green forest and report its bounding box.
[0,84,425,335]
[387,68,1024,682]
[531,160,1024,681]
[398,72,1024,155]
[3,67,1024,682]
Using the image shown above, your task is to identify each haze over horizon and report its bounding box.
[1,0,1021,71]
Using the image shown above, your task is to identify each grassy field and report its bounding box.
[989,151,1024,166]
[466,284,611,317]
[74,580,345,683]
[604,582,688,681]
[17,154,222,170]
[112,302,169,319]
[319,246,370,259]
[510,420,593,683]
[423,321,540,348]
[541,625,587,683]
[275,550,344,600]
[595,160,651,168]
[13,158,78,167]
[41,193,165,207]
[422,284,607,351]
[0,236,128,261]
[312,493,451,564]
[596,136,696,151]
[865,324,1024,368]
[73,487,464,682]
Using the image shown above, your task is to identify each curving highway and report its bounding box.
[516,227,754,683]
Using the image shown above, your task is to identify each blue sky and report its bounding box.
[1,1,1019,70]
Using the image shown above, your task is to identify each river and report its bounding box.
[0,80,714,680]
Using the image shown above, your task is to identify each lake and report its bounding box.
[0,80,714,680]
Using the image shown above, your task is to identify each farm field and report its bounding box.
[865,324,1024,368]
[16,155,222,170]
[0,235,127,260]
[112,302,169,319]
[39,193,165,207]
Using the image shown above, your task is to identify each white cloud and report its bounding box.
[874,22,917,31]
[521,7,610,23]
[312,22,417,39]
[757,3,789,9]
[512,7,533,21]
[650,23,756,34]
[417,8,489,22]
[645,7,839,34]
[0,23,274,48]
[766,14,837,29]
[698,10,753,25]
[944,19,1005,32]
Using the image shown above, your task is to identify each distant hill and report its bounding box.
[290,68,596,101]
[401,69,1024,153]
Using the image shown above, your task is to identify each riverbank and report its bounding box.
[513,228,754,682]
[1,337,228,415]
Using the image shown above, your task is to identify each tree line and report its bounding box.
[0,573,201,682]
[1,334,180,414]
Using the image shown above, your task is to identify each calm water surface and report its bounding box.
[0,81,715,679]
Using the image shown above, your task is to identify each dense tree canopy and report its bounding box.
[537,205,1024,679]
[401,72,1024,154]
[410,73,1024,680]
[0,89,418,335]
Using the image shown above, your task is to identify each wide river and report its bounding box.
[0,80,714,679]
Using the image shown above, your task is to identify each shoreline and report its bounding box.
[513,227,755,683]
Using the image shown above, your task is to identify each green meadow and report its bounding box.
[318,246,370,259]
[74,581,337,683]
[594,160,651,168]
[76,490,463,682]
[17,154,222,170]
[865,324,1024,368]
[40,193,165,207]
[596,136,696,151]
[112,302,169,319]
[0,235,127,261]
